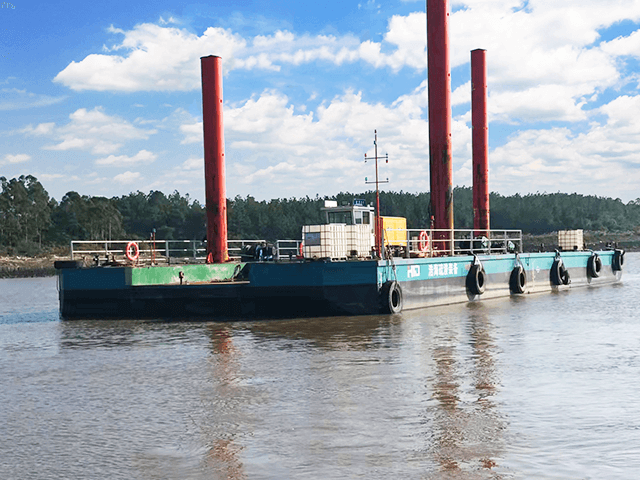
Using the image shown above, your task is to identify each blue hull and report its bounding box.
[56,250,623,319]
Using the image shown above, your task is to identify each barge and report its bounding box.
[55,0,625,320]
[56,244,624,319]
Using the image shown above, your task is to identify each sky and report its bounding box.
[2,0,640,205]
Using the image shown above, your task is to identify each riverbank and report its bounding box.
[0,255,62,278]
[522,231,640,252]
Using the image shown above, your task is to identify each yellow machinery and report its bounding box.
[380,216,407,247]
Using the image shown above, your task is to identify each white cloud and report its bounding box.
[29,1,640,203]
[179,121,202,145]
[22,107,156,155]
[113,171,142,184]
[447,0,640,122]
[178,86,442,198]
[95,149,157,166]
[490,94,640,199]
[85,174,110,185]
[452,81,471,107]
[3,153,31,164]
[38,173,65,181]
[381,12,427,71]
[602,29,640,57]
[23,123,55,136]
[54,24,248,92]
[0,88,66,111]
[170,79,640,201]
[52,14,429,93]
[490,84,589,123]
[135,157,205,196]
[182,157,203,170]
[49,3,640,128]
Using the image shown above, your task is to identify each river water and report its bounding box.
[1,254,639,479]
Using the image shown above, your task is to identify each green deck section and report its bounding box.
[58,262,244,291]
[128,263,244,286]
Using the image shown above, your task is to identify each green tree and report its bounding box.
[0,175,52,254]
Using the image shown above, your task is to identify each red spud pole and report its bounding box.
[201,55,228,263]
[471,48,489,236]
[427,0,454,252]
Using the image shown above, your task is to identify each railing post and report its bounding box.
[70,241,74,260]
[405,230,410,258]
[165,240,170,264]
[450,229,454,256]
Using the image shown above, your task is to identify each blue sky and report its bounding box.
[2,0,640,204]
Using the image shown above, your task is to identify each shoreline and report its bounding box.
[0,266,57,279]
[0,256,64,279]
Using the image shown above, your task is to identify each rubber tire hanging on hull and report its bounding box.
[466,264,486,296]
[613,249,625,272]
[381,281,403,314]
[551,259,570,286]
[587,254,602,278]
[510,265,526,294]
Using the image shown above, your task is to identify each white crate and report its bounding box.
[558,229,584,251]
[345,224,373,257]
[302,224,348,258]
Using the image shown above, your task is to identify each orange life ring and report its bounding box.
[299,241,304,257]
[125,241,139,261]
[419,231,429,252]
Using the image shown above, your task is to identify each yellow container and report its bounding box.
[381,216,407,246]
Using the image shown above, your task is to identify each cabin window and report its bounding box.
[328,212,353,225]
[362,212,370,225]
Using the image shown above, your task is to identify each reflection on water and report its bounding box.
[423,303,505,479]
[204,325,246,480]
[1,254,640,478]
[245,314,405,351]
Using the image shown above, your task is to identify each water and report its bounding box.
[1,254,639,479]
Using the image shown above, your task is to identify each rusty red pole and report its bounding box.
[201,55,228,263]
[427,0,454,251]
[374,130,382,258]
[471,48,489,236]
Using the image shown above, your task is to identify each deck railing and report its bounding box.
[68,229,521,264]
[383,228,523,258]
[70,239,266,264]
[275,239,302,260]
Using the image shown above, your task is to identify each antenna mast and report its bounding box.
[364,130,389,258]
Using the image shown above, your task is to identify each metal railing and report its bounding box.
[383,228,523,258]
[70,239,266,264]
[68,230,521,264]
[275,239,302,260]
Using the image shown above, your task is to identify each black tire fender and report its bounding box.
[587,254,602,278]
[381,281,403,314]
[612,249,625,272]
[551,258,570,285]
[510,265,526,294]
[466,264,486,295]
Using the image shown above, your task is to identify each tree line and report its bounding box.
[1,175,640,255]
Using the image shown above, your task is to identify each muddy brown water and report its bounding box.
[1,254,639,479]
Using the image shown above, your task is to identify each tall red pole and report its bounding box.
[427,0,454,250]
[471,49,489,236]
[201,55,228,263]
